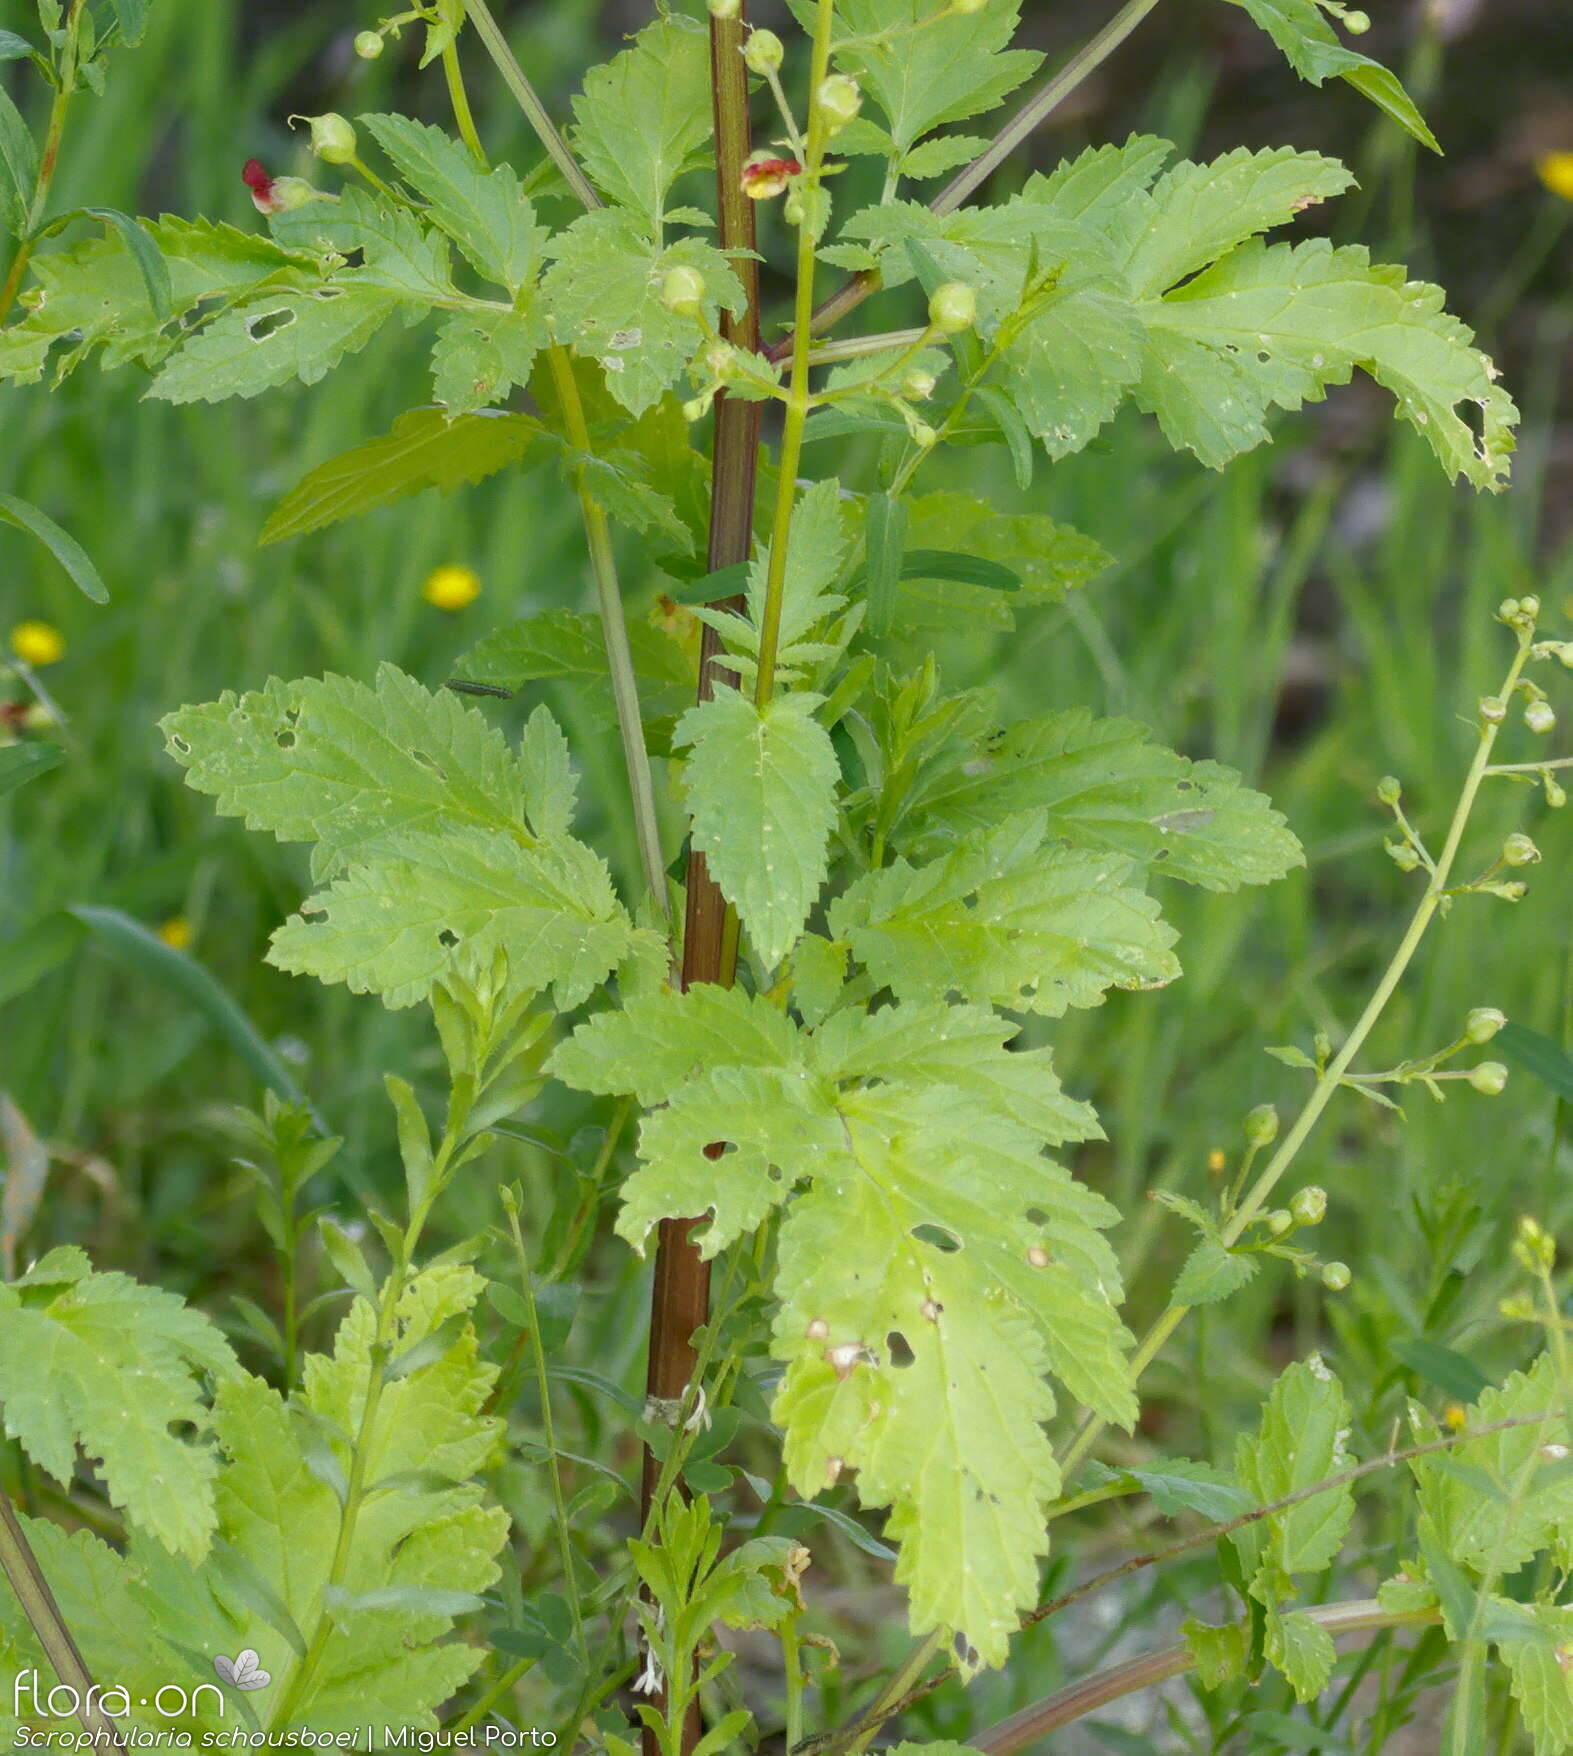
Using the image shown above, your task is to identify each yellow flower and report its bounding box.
[422,564,482,611]
[1538,152,1573,203]
[9,621,65,667]
[157,916,194,952]
[1442,1401,1469,1432]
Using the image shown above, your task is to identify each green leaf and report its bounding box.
[149,283,402,404]
[61,207,172,316]
[430,304,547,412]
[0,83,38,239]
[1233,1356,1355,1585]
[823,0,1042,151]
[900,135,991,180]
[271,825,642,1011]
[0,742,62,797]
[675,688,841,967]
[455,609,696,726]
[1173,1237,1258,1307]
[541,209,745,415]
[0,491,109,602]
[904,492,1108,601]
[1265,1605,1336,1703]
[0,30,39,61]
[1224,0,1440,151]
[1500,1602,1573,1756]
[260,407,541,545]
[569,17,713,231]
[359,113,547,291]
[907,706,1304,890]
[864,491,907,640]
[1498,1022,1573,1103]
[69,905,310,1108]
[829,813,1180,1017]
[162,663,554,883]
[1185,1617,1249,1689]
[108,0,148,44]
[1411,1354,1573,1576]
[1122,1459,1251,1522]
[0,1261,237,1560]
[1145,238,1516,489]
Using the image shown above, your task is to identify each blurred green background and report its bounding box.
[1,2,1572,1739]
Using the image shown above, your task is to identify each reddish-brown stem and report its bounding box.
[639,10,761,1753]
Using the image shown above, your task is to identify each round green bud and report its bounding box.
[1343,9,1370,30]
[901,367,937,401]
[911,422,938,449]
[1465,1006,1507,1043]
[1525,699,1556,735]
[816,74,862,133]
[1502,832,1541,867]
[1291,1186,1327,1227]
[708,0,742,16]
[269,176,321,212]
[783,187,805,227]
[1376,774,1402,805]
[1479,695,1507,724]
[1385,839,1420,871]
[1498,881,1528,901]
[681,398,708,423]
[1245,1103,1279,1147]
[305,112,358,165]
[743,28,784,74]
[1547,777,1568,808]
[1519,594,1541,620]
[928,280,977,334]
[1499,597,1522,621]
[353,30,384,59]
[660,265,707,318]
[701,341,738,383]
[1468,1060,1508,1096]
[1266,1209,1294,1238]
[1321,1261,1352,1292]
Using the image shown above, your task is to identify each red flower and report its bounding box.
[242,158,280,213]
[741,152,801,200]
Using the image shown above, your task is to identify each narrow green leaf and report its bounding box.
[75,207,171,316]
[0,743,62,797]
[0,84,38,239]
[0,31,38,62]
[261,408,541,545]
[864,492,907,639]
[1498,1022,1573,1103]
[0,493,108,602]
[68,906,308,1105]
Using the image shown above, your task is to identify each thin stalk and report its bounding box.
[0,1487,123,1746]
[544,343,669,912]
[503,1205,588,1664]
[442,38,487,168]
[754,0,839,706]
[0,0,87,327]
[765,0,1166,363]
[1056,630,1535,1486]
[463,0,601,211]
[971,1602,1438,1753]
[450,1656,535,1735]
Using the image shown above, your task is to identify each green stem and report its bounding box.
[462,0,601,211]
[442,37,487,168]
[754,0,839,707]
[503,1202,588,1664]
[970,1602,1438,1753]
[450,1655,535,1734]
[1057,629,1535,1487]
[0,0,87,328]
[0,1487,123,1745]
[544,343,668,911]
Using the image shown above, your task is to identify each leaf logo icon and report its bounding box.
[213,1650,272,1691]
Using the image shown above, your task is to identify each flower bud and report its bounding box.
[1525,699,1556,735]
[1497,881,1528,902]
[1515,1214,1555,1273]
[708,0,742,15]
[701,341,738,383]
[1291,1186,1327,1227]
[1245,1104,1279,1148]
[1385,839,1420,871]
[1465,1007,1506,1043]
[901,367,937,400]
[1502,832,1541,867]
[1520,594,1541,620]
[1547,776,1567,809]
[928,280,977,334]
[911,422,938,449]
[1479,695,1507,724]
[783,186,805,227]
[681,398,708,423]
[268,176,321,213]
[1321,1261,1351,1292]
[660,265,707,318]
[301,112,358,165]
[1468,1061,1508,1096]
[816,75,862,133]
[353,30,383,58]
[1342,8,1370,30]
[1266,1209,1294,1238]
[743,28,784,74]
[1376,774,1402,805]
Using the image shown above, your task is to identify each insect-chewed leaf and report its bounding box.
[675,688,841,968]
[260,408,543,545]
[161,664,550,883]
[270,825,643,1012]
[830,813,1180,1017]
[905,706,1304,890]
